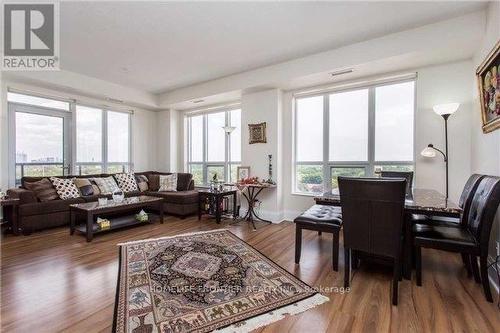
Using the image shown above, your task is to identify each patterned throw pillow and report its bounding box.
[135,175,149,192]
[49,177,81,200]
[93,176,120,194]
[74,178,94,196]
[158,174,177,192]
[114,173,139,193]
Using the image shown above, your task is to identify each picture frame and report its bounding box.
[248,122,267,144]
[476,40,500,133]
[237,166,250,181]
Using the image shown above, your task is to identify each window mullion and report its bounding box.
[102,109,108,173]
[368,87,376,176]
[323,94,330,193]
[203,114,207,184]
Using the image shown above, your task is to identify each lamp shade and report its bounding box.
[433,103,460,116]
[421,146,437,158]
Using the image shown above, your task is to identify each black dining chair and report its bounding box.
[412,174,485,279]
[380,171,414,197]
[339,177,407,305]
[413,176,500,302]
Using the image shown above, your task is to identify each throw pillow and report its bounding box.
[135,175,149,192]
[148,174,160,191]
[158,174,178,192]
[114,173,139,192]
[74,178,94,196]
[93,176,120,194]
[24,178,59,202]
[49,177,81,200]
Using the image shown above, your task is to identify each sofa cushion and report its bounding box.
[19,197,85,216]
[93,176,120,194]
[176,173,194,191]
[125,191,142,198]
[148,174,160,191]
[159,174,177,192]
[74,178,94,196]
[114,173,139,192]
[148,190,198,204]
[50,177,80,200]
[24,178,59,202]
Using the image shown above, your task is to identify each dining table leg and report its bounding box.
[403,212,413,280]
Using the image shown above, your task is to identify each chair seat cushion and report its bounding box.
[413,223,477,249]
[411,214,460,227]
[294,205,342,227]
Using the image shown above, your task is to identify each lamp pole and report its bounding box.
[443,114,450,199]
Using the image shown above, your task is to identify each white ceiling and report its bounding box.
[59,1,486,94]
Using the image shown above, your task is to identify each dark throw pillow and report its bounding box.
[148,174,160,192]
[74,178,94,196]
[24,178,59,202]
[135,175,149,192]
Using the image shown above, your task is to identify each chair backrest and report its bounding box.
[465,176,500,255]
[380,171,413,197]
[458,174,485,226]
[339,177,407,259]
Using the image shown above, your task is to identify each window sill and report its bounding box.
[291,191,322,198]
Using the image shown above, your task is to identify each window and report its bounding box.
[75,105,131,175]
[186,108,241,185]
[8,92,70,111]
[294,80,415,194]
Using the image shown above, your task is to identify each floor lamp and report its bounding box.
[223,125,236,182]
[421,103,459,199]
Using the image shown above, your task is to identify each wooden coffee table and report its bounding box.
[70,195,164,242]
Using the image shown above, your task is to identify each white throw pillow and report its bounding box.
[49,177,81,200]
[114,173,139,193]
[158,174,177,192]
[93,176,120,194]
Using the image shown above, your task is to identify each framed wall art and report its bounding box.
[476,40,500,133]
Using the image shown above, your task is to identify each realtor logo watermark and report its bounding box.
[2,2,59,70]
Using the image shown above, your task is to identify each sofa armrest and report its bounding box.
[7,188,37,204]
[187,179,195,190]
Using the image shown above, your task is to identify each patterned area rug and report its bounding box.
[113,230,328,332]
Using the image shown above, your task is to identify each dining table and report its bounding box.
[314,188,462,279]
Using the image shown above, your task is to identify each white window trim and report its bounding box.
[292,78,416,196]
[185,105,241,185]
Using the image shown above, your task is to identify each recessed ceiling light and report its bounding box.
[120,67,129,73]
[192,99,204,103]
[330,68,354,77]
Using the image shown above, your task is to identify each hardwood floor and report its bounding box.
[1,216,499,332]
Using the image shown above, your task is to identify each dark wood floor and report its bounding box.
[1,216,499,332]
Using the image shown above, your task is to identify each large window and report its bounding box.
[294,80,415,194]
[9,92,133,184]
[75,105,131,175]
[186,108,241,185]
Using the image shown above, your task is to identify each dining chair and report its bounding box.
[413,175,500,302]
[412,174,485,279]
[339,177,407,305]
[380,171,414,197]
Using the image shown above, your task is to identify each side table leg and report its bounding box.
[233,193,237,219]
[215,196,221,224]
[198,194,203,221]
[86,212,93,242]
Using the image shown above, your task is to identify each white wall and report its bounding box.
[0,81,159,189]
[241,89,283,222]
[415,60,473,203]
[471,1,500,261]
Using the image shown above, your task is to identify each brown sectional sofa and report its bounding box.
[7,171,197,234]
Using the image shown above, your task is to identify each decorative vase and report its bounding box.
[112,190,125,203]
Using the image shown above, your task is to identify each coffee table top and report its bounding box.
[70,195,162,212]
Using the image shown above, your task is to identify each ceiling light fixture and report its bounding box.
[192,99,204,103]
[330,68,354,77]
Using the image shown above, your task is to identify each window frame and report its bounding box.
[186,106,241,186]
[293,78,416,196]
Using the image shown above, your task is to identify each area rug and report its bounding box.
[113,230,328,332]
